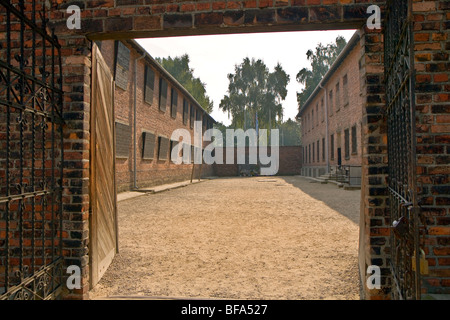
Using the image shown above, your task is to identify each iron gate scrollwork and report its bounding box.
[0,0,64,300]
[384,0,421,300]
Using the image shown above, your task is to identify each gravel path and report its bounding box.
[89,176,361,300]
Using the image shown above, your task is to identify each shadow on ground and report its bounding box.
[280,176,361,225]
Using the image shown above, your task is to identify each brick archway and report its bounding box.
[28,0,447,300]
[53,1,386,40]
[53,0,386,300]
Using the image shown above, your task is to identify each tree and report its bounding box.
[219,57,290,131]
[296,36,347,111]
[278,119,302,146]
[156,54,214,113]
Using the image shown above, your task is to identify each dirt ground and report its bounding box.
[89,176,361,300]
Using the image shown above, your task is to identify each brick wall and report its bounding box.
[99,40,215,192]
[214,146,302,177]
[358,24,388,300]
[299,31,364,178]
[412,0,450,296]
[50,0,386,40]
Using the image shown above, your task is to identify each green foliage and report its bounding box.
[156,54,214,113]
[219,57,290,130]
[278,118,302,146]
[296,36,347,111]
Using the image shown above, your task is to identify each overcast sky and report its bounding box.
[136,29,356,126]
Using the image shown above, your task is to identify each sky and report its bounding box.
[136,29,356,127]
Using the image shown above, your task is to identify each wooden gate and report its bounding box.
[89,44,118,289]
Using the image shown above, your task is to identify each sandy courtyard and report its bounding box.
[89,176,361,300]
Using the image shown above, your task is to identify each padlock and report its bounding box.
[392,216,408,239]
[412,249,429,275]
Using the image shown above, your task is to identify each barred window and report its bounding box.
[142,131,156,160]
[343,74,349,106]
[159,78,168,112]
[158,136,169,161]
[190,105,195,129]
[183,99,189,125]
[330,134,334,160]
[317,140,320,163]
[144,66,155,105]
[322,138,325,161]
[352,125,357,154]
[312,143,315,162]
[344,129,350,159]
[335,82,340,111]
[329,90,333,115]
[171,88,178,118]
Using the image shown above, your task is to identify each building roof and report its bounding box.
[296,30,361,119]
[127,39,217,124]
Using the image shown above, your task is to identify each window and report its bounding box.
[144,66,155,105]
[114,41,130,91]
[142,131,156,160]
[352,125,357,154]
[190,105,195,129]
[316,103,319,126]
[183,99,189,125]
[158,136,170,161]
[322,138,325,161]
[311,109,314,128]
[328,90,333,115]
[170,138,179,163]
[170,88,178,118]
[344,129,350,159]
[309,144,311,163]
[330,134,335,160]
[343,74,349,106]
[312,143,315,163]
[115,122,131,158]
[321,98,325,122]
[317,140,320,163]
[159,77,168,112]
[335,82,340,111]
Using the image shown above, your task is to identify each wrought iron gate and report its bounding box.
[0,0,64,300]
[384,0,421,300]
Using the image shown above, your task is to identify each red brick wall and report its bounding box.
[50,0,386,40]
[99,40,215,192]
[214,146,302,177]
[412,0,450,296]
[299,31,363,176]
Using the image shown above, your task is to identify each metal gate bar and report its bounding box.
[384,0,421,300]
[0,0,64,300]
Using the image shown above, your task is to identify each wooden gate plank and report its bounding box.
[89,44,118,289]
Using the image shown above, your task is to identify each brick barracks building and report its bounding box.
[97,39,216,192]
[297,31,363,186]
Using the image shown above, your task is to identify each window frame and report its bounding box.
[158,77,168,112]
